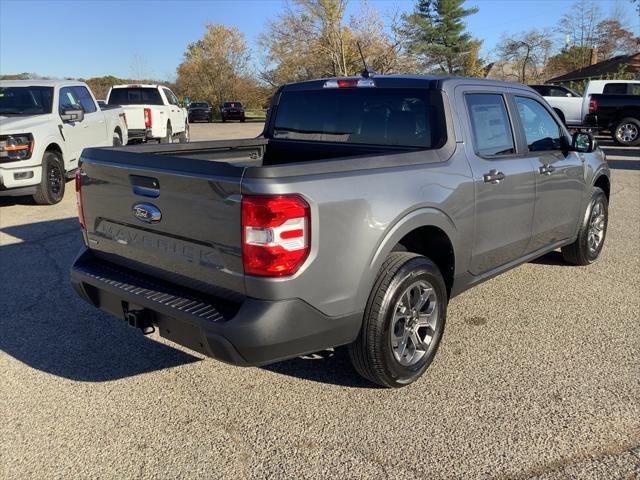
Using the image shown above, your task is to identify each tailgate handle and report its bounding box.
[130,175,160,198]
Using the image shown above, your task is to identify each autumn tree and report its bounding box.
[176,24,264,107]
[400,0,481,75]
[496,30,552,83]
[594,20,639,59]
[259,0,405,87]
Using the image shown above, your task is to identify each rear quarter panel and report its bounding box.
[241,147,474,318]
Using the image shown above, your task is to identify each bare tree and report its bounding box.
[496,30,552,83]
[129,53,153,81]
[558,0,603,68]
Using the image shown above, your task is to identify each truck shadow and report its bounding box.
[0,217,199,382]
[262,348,379,388]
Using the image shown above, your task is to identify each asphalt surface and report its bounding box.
[1,124,638,479]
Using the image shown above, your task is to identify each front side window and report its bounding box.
[72,86,96,113]
[630,83,640,95]
[549,87,571,97]
[515,96,562,152]
[163,88,177,105]
[465,93,515,156]
[58,87,82,114]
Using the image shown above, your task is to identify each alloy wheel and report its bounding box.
[390,280,438,367]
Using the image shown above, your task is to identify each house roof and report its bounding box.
[547,53,640,82]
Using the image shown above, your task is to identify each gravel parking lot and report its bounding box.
[1,123,638,479]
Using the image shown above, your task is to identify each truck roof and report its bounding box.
[281,74,535,93]
[0,79,87,88]
[111,84,163,89]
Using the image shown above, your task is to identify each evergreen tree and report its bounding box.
[401,0,480,75]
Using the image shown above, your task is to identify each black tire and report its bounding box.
[178,124,189,143]
[112,132,122,147]
[222,118,226,123]
[241,117,246,123]
[348,252,448,388]
[613,117,640,146]
[561,187,608,265]
[160,123,172,144]
[33,151,65,205]
[553,108,566,126]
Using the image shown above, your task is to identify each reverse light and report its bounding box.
[588,96,598,114]
[75,170,86,230]
[144,108,152,128]
[242,195,311,277]
[0,133,34,161]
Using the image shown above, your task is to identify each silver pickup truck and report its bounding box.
[70,75,611,387]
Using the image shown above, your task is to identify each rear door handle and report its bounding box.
[539,164,556,175]
[483,169,506,184]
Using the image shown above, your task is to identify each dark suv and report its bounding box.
[221,101,245,122]
[188,102,213,123]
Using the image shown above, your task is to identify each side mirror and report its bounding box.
[572,131,595,153]
[61,108,84,123]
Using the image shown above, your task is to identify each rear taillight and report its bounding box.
[589,96,598,114]
[242,195,310,277]
[75,170,85,230]
[323,78,375,88]
[144,108,152,128]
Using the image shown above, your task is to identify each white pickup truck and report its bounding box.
[529,80,638,127]
[0,80,128,204]
[106,84,189,144]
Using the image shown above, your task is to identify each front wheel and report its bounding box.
[348,252,447,388]
[33,151,65,205]
[561,187,608,265]
[613,117,640,146]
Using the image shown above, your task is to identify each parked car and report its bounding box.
[583,81,640,146]
[71,75,610,387]
[106,84,189,144]
[188,102,213,123]
[529,80,639,127]
[0,80,128,204]
[221,101,245,122]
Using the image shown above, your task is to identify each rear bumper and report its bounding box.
[70,248,361,366]
[127,128,154,142]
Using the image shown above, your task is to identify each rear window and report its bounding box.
[108,87,163,105]
[272,88,445,148]
[223,102,242,108]
[190,102,208,108]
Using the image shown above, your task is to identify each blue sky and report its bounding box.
[0,0,636,80]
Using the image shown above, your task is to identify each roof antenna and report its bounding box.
[357,42,374,78]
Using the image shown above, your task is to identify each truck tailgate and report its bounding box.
[79,147,245,300]
[120,105,147,130]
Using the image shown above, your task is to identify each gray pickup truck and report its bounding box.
[70,75,611,387]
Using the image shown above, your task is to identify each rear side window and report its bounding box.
[630,83,640,95]
[273,88,445,148]
[108,87,163,105]
[514,96,562,151]
[464,93,515,156]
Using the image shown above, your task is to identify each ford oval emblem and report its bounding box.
[132,203,162,223]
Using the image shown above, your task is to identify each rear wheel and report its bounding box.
[561,187,608,265]
[613,117,640,146]
[179,124,189,143]
[348,252,447,388]
[33,151,65,205]
[112,132,122,146]
[160,123,173,144]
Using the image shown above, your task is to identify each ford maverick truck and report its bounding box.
[70,75,610,387]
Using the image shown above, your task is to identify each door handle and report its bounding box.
[539,164,556,175]
[483,169,505,184]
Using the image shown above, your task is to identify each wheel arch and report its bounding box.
[553,108,566,124]
[113,126,122,141]
[357,208,459,307]
[593,173,610,201]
